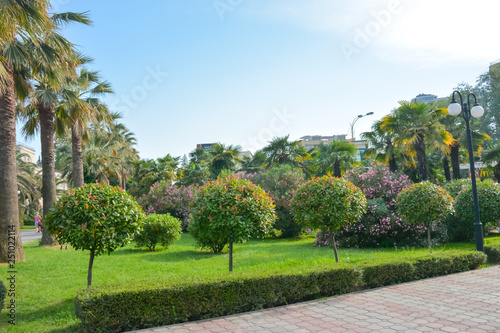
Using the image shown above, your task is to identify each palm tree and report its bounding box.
[209,143,242,179]
[56,68,114,187]
[439,111,490,180]
[0,0,56,262]
[17,13,91,246]
[482,142,500,182]
[262,135,310,168]
[362,120,400,172]
[16,149,41,206]
[108,122,139,190]
[381,102,453,182]
[239,150,267,173]
[312,141,357,177]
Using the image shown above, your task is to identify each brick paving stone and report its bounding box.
[128,266,500,333]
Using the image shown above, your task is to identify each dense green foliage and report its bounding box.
[291,176,366,261]
[484,246,500,264]
[251,165,304,238]
[46,183,145,285]
[442,179,471,199]
[75,267,359,333]
[74,250,485,333]
[454,180,500,239]
[189,177,276,253]
[126,155,181,198]
[291,176,366,231]
[397,182,454,226]
[397,182,454,251]
[362,252,485,287]
[134,214,182,251]
[0,280,6,313]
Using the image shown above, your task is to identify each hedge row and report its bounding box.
[75,268,359,333]
[75,251,487,333]
[362,252,486,288]
[0,280,6,312]
[484,246,500,264]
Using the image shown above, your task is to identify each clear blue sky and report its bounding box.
[17,0,500,160]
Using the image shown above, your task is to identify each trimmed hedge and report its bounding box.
[484,246,500,264]
[0,280,6,312]
[362,252,486,288]
[75,268,360,333]
[75,251,487,333]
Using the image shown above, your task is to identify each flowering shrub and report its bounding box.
[325,162,447,249]
[291,176,366,262]
[251,166,304,238]
[452,180,500,241]
[189,177,275,255]
[397,181,454,252]
[46,183,145,286]
[138,181,195,231]
[442,179,471,199]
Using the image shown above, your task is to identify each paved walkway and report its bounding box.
[21,228,42,244]
[131,265,500,333]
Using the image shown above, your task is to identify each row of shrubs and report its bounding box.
[138,163,500,250]
[75,251,488,333]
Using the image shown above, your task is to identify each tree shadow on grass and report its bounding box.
[12,299,82,333]
[142,249,224,263]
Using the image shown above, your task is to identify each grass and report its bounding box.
[1,233,499,333]
[20,225,36,231]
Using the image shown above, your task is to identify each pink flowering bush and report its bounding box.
[138,181,196,231]
[315,162,447,248]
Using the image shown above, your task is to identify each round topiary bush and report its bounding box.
[453,180,500,241]
[134,213,182,251]
[291,176,366,262]
[396,181,454,252]
[189,176,275,271]
[0,280,6,313]
[46,183,145,286]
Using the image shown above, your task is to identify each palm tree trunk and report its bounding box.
[494,163,500,183]
[388,154,398,172]
[0,58,25,262]
[414,133,428,182]
[72,121,84,188]
[450,141,461,179]
[443,155,451,181]
[334,159,341,178]
[38,101,57,246]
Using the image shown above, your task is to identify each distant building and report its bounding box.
[239,151,252,159]
[299,135,347,150]
[16,143,69,193]
[196,143,216,151]
[17,143,36,163]
[299,134,367,162]
[351,140,369,162]
[411,93,446,104]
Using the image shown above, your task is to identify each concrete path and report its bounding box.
[131,265,500,333]
[21,228,42,244]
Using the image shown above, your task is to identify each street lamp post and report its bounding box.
[447,90,485,252]
[350,112,374,141]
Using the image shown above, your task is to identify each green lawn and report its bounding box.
[20,225,36,231]
[1,233,499,333]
